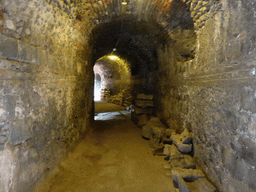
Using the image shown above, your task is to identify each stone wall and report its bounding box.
[0,0,94,191]
[157,0,256,191]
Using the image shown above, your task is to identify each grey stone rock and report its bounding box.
[5,20,16,30]
[0,144,4,150]
[0,34,18,59]
[172,133,193,153]
[0,136,7,143]
[181,128,193,144]
[9,119,32,146]
[177,176,191,192]
[183,137,193,144]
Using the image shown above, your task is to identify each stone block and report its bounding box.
[172,133,193,153]
[135,99,154,108]
[151,126,165,138]
[163,144,172,156]
[181,128,193,144]
[142,117,166,139]
[0,34,18,59]
[142,123,151,139]
[137,114,149,127]
[164,144,182,157]
[9,119,32,146]
[134,106,153,115]
[188,178,217,192]
[172,167,205,184]
[171,156,187,168]
[18,42,37,63]
[170,155,196,169]
[136,94,153,100]
[177,176,190,192]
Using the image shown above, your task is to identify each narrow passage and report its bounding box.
[35,102,175,192]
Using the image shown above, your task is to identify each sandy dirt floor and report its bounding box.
[34,102,176,192]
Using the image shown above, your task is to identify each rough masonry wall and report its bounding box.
[0,0,94,191]
[158,0,256,191]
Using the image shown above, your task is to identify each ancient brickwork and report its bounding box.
[158,0,256,191]
[0,0,95,191]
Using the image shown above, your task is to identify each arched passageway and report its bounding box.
[0,0,256,192]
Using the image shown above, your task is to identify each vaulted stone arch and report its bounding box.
[1,0,256,191]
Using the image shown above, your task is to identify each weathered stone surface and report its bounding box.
[9,119,32,145]
[172,133,192,153]
[134,106,153,115]
[138,114,149,127]
[137,94,153,100]
[170,155,196,169]
[166,128,175,137]
[164,144,181,157]
[187,178,217,192]
[149,135,160,148]
[166,119,180,132]
[177,176,191,192]
[5,20,16,30]
[135,99,154,108]
[181,128,193,144]
[172,167,205,183]
[142,123,151,139]
[0,34,18,59]
[142,117,166,139]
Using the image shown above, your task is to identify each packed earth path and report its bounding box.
[33,102,176,192]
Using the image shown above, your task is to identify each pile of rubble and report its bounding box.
[106,86,133,107]
[131,94,154,125]
[141,116,217,192]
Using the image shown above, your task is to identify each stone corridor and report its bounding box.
[1,0,256,191]
[33,102,175,192]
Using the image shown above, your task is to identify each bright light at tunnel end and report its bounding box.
[109,55,118,60]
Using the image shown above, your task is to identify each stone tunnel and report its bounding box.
[0,0,256,191]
